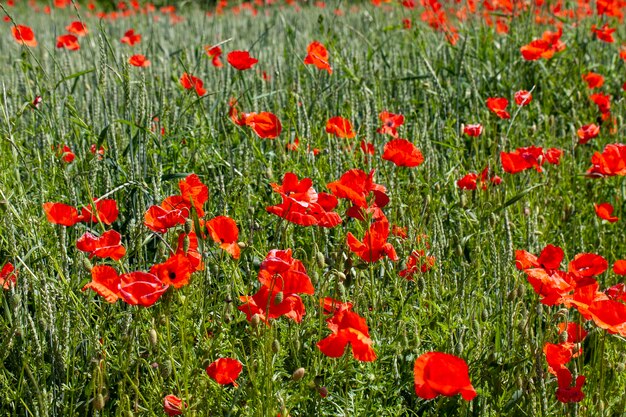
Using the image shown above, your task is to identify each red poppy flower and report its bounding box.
[524,268,574,306]
[304,41,332,74]
[557,322,588,344]
[227,50,258,70]
[317,307,376,361]
[590,93,611,114]
[582,72,604,89]
[591,24,615,43]
[66,21,88,36]
[613,260,626,275]
[239,285,306,323]
[244,112,282,139]
[206,358,243,386]
[501,146,562,174]
[413,352,477,401]
[206,215,240,259]
[82,265,121,303]
[463,123,483,137]
[457,173,478,190]
[587,143,626,177]
[516,244,564,271]
[514,90,532,106]
[163,395,186,416]
[205,45,223,67]
[79,199,119,225]
[56,34,80,50]
[326,116,356,139]
[327,169,389,210]
[568,253,608,278]
[543,342,573,375]
[577,124,599,144]
[12,25,37,47]
[359,140,375,156]
[594,202,618,222]
[486,97,510,119]
[150,253,193,289]
[392,225,407,239]
[347,219,398,263]
[128,54,150,67]
[180,73,206,96]
[555,368,585,403]
[176,231,204,271]
[43,202,79,226]
[0,263,17,290]
[144,204,187,233]
[257,249,314,295]
[588,298,626,336]
[179,173,208,216]
[56,144,75,162]
[520,28,565,60]
[76,230,126,260]
[119,271,168,306]
[399,250,435,279]
[377,111,404,137]
[382,139,424,167]
[120,29,141,45]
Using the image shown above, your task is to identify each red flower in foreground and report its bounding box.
[227,50,258,70]
[514,90,532,106]
[304,41,332,74]
[82,265,121,303]
[587,143,626,177]
[79,199,119,225]
[66,21,88,36]
[205,45,223,67]
[327,169,389,211]
[317,306,376,361]
[244,112,282,139]
[128,54,150,67]
[239,286,306,323]
[486,97,510,119]
[180,73,206,96]
[206,215,240,259]
[150,253,193,289]
[346,219,398,263]
[206,358,243,386]
[76,230,126,260]
[144,203,187,233]
[594,203,618,222]
[119,271,168,307]
[56,34,80,50]
[0,263,17,290]
[120,29,141,45]
[382,139,424,167]
[613,260,626,275]
[163,395,186,416]
[326,116,356,139]
[414,352,477,401]
[377,111,404,137]
[577,124,599,144]
[463,123,483,137]
[555,368,585,403]
[12,25,37,47]
[43,202,79,226]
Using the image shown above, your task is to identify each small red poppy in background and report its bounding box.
[128,54,150,67]
[558,322,588,344]
[317,306,376,361]
[591,24,615,43]
[58,144,76,162]
[206,358,243,387]
[414,352,477,401]
[119,271,168,307]
[326,116,355,138]
[163,395,186,416]
[56,34,80,51]
[594,203,618,223]
[82,265,121,303]
[11,25,37,47]
[120,29,141,45]
[238,286,306,323]
[577,124,599,144]
[486,97,510,119]
[205,45,223,67]
[227,50,258,70]
[613,260,626,275]
[76,230,126,260]
[520,27,565,61]
[463,123,483,137]
[514,90,532,106]
[377,111,404,138]
[582,72,604,89]
[399,250,435,279]
[382,139,424,167]
[206,215,240,259]
[0,263,17,290]
[501,146,562,174]
[245,112,282,139]
[304,41,332,74]
[180,73,206,96]
[590,93,611,115]
[43,202,79,226]
[457,166,501,190]
[66,21,88,36]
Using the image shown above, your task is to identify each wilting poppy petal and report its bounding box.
[163,395,186,416]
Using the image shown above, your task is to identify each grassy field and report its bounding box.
[1,0,626,416]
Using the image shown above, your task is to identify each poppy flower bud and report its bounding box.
[336,271,346,282]
[292,367,305,381]
[148,328,158,346]
[183,235,190,253]
[616,362,625,372]
[94,393,105,410]
[315,251,326,268]
[318,386,328,398]
[161,360,173,378]
[251,314,261,328]
[272,339,280,353]
[559,330,569,343]
[274,291,284,304]
[184,219,193,234]
[337,282,346,299]
[81,256,93,272]
[238,241,246,249]
[481,309,489,322]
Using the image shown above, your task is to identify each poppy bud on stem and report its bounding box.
[292,367,305,381]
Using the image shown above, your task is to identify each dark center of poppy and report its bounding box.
[168,271,177,280]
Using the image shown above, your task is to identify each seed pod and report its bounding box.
[336,271,346,282]
[251,314,261,328]
[292,367,305,381]
[148,329,158,347]
[184,219,193,234]
[160,360,172,378]
[272,339,280,354]
[316,251,326,268]
[81,255,93,273]
[182,235,190,253]
[94,393,105,411]
[238,241,246,249]
[559,330,569,344]
[274,291,284,304]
